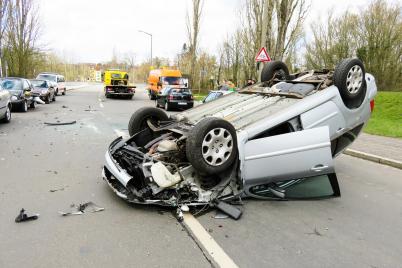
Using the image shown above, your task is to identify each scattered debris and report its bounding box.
[15,208,39,223]
[44,120,77,126]
[59,202,104,216]
[306,227,323,236]
[84,105,97,112]
[62,105,68,108]
[49,187,64,193]
[214,210,229,219]
[213,200,242,220]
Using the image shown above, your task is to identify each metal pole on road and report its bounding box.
[138,30,153,68]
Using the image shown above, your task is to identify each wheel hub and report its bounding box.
[202,128,233,166]
[346,65,363,94]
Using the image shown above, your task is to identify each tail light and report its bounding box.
[370,99,375,112]
[168,95,174,100]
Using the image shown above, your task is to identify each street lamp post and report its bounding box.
[138,30,153,68]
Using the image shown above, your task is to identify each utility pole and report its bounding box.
[138,30,153,68]
[258,0,270,82]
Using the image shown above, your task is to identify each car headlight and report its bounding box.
[41,89,48,94]
[11,95,18,101]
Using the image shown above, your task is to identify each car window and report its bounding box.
[204,92,222,102]
[249,174,339,199]
[37,74,57,82]
[22,80,30,90]
[1,79,22,91]
[31,80,48,88]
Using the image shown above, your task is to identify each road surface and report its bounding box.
[0,84,401,267]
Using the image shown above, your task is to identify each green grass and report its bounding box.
[193,93,208,101]
[364,91,402,138]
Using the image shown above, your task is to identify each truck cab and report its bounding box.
[147,68,188,100]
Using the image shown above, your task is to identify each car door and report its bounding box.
[243,126,337,198]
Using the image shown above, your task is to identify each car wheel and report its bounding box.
[164,101,170,111]
[128,107,169,136]
[186,117,238,175]
[261,61,290,82]
[2,105,11,123]
[45,95,50,104]
[62,89,66,95]
[20,100,28,112]
[52,92,56,102]
[30,101,35,109]
[55,89,59,96]
[333,58,367,109]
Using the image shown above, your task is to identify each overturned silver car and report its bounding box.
[102,58,377,218]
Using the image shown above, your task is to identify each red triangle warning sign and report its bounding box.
[255,47,271,62]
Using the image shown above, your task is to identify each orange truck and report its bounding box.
[147,68,188,100]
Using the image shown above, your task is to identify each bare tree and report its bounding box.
[4,0,40,77]
[0,0,8,76]
[186,0,204,89]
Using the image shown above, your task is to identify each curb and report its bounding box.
[344,149,402,170]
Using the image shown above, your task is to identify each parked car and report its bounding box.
[0,77,35,112]
[30,79,56,104]
[155,87,194,111]
[36,72,66,96]
[102,58,377,217]
[0,83,12,123]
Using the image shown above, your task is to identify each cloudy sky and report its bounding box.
[38,0,397,64]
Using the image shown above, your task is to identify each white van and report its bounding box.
[36,73,67,95]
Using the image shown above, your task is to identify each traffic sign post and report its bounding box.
[255,47,271,62]
[256,47,271,82]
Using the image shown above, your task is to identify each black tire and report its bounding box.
[55,89,59,96]
[62,89,66,96]
[164,101,170,111]
[30,101,35,109]
[52,92,56,102]
[333,58,367,109]
[261,61,290,82]
[45,95,50,104]
[186,117,238,175]
[20,100,28,112]
[128,107,169,136]
[2,105,11,123]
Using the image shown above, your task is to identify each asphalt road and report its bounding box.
[1,83,401,268]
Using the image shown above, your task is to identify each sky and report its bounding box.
[38,0,400,64]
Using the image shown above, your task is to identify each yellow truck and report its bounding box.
[103,69,136,99]
[147,68,188,100]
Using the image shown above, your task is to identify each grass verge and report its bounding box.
[364,91,402,138]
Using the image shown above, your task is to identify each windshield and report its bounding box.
[161,77,184,86]
[1,79,22,91]
[31,80,47,88]
[37,74,57,82]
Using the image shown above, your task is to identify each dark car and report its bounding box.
[155,87,193,111]
[0,77,35,112]
[29,79,56,104]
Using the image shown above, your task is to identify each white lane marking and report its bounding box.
[114,129,129,139]
[183,213,238,268]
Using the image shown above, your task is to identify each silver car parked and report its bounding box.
[102,58,377,218]
[0,83,12,123]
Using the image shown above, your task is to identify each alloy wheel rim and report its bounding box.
[346,65,363,94]
[202,128,233,166]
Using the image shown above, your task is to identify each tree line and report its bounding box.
[179,0,401,91]
[0,0,400,92]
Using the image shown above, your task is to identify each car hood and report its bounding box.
[32,87,47,93]
[8,90,22,96]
